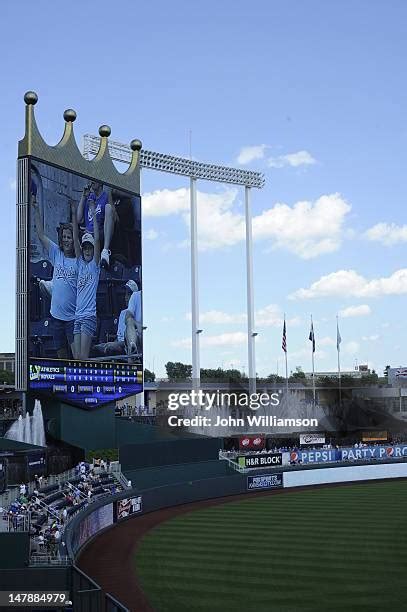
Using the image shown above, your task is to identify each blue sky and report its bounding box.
[1,0,407,377]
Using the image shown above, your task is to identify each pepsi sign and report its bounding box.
[340,445,407,461]
[290,449,340,464]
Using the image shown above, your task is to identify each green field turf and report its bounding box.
[135,481,407,612]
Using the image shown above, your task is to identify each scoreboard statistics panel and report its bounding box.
[28,159,143,408]
[29,361,143,406]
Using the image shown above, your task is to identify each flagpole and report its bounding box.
[311,315,315,406]
[282,315,288,395]
[337,315,342,405]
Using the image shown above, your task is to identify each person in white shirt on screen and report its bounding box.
[32,190,78,358]
[94,280,141,357]
[71,200,101,360]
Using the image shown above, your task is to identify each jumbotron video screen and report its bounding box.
[28,159,143,408]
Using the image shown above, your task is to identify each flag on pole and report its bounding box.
[309,319,315,353]
[282,319,287,353]
[336,319,342,351]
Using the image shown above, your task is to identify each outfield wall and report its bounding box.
[64,458,407,609]
[284,461,407,488]
[67,458,407,559]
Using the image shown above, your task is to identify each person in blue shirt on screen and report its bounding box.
[93,280,141,358]
[77,181,107,240]
[117,280,141,353]
[71,200,101,360]
[32,191,78,358]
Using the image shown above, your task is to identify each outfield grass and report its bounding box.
[135,481,407,611]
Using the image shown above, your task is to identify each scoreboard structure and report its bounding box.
[16,92,143,409]
[29,361,143,408]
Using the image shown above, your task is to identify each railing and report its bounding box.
[36,498,60,521]
[72,565,129,611]
[29,555,71,566]
[0,485,21,507]
[0,513,30,532]
[218,450,246,473]
[66,482,88,502]
[0,462,126,509]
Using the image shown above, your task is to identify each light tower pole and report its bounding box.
[190,177,200,388]
[83,135,265,392]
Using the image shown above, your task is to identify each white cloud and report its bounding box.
[319,336,336,347]
[173,332,247,349]
[290,268,407,299]
[186,305,300,328]
[290,347,327,361]
[268,150,316,168]
[202,332,247,347]
[143,188,190,217]
[186,310,246,325]
[364,222,407,246]
[182,188,244,250]
[142,188,350,257]
[343,341,360,355]
[145,229,159,240]
[253,194,351,259]
[339,304,371,318]
[172,337,191,349]
[255,305,301,328]
[362,335,380,342]
[9,179,16,191]
[237,144,267,165]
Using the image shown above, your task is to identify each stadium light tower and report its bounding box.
[83,135,265,393]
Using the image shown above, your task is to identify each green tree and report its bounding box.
[361,371,379,385]
[289,367,306,382]
[144,368,156,382]
[266,374,286,383]
[0,370,14,385]
[316,376,338,387]
[200,367,245,382]
[165,361,192,381]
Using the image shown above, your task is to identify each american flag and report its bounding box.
[282,319,287,353]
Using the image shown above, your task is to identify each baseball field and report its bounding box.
[134,481,407,611]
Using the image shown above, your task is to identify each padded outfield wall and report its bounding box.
[66,458,407,559]
[119,437,222,471]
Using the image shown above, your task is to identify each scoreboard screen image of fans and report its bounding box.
[28,160,143,407]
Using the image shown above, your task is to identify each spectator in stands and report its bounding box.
[93,280,141,357]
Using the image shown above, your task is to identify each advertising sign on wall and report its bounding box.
[290,449,340,464]
[26,452,46,477]
[73,503,113,552]
[299,433,325,445]
[28,160,143,408]
[340,445,407,461]
[115,496,142,520]
[362,431,388,442]
[239,434,265,451]
[388,368,407,385]
[238,453,282,469]
[248,473,283,490]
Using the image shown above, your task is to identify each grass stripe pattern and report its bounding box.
[135,481,407,611]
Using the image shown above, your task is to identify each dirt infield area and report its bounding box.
[78,488,288,611]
